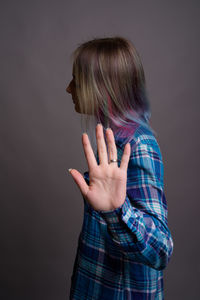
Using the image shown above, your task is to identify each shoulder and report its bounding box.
[130,125,162,159]
[115,124,162,160]
[127,125,164,187]
[115,124,164,185]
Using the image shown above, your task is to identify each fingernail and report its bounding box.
[68,168,73,173]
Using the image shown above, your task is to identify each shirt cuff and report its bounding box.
[98,195,137,229]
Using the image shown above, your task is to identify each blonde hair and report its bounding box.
[71,36,156,155]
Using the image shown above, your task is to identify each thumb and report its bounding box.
[68,168,89,197]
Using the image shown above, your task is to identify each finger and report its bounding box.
[69,168,89,197]
[82,133,98,170]
[120,143,131,170]
[105,128,118,165]
[96,123,108,165]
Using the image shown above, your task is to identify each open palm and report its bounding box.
[69,123,131,212]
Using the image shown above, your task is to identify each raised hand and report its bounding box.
[68,123,131,212]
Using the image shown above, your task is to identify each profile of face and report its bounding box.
[66,75,81,113]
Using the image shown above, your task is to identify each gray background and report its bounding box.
[1,0,199,299]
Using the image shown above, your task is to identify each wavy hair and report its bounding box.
[70,36,157,155]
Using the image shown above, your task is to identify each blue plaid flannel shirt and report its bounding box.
[70,124,173,300]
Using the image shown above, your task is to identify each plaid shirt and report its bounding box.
[69,124,173,300]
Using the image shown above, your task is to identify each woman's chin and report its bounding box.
[74,104,81,113]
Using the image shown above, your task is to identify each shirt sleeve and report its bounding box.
[98,138,174,271]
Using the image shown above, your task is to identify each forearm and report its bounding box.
[99,195,173,270]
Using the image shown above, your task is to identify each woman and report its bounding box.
[66,36,173,300]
